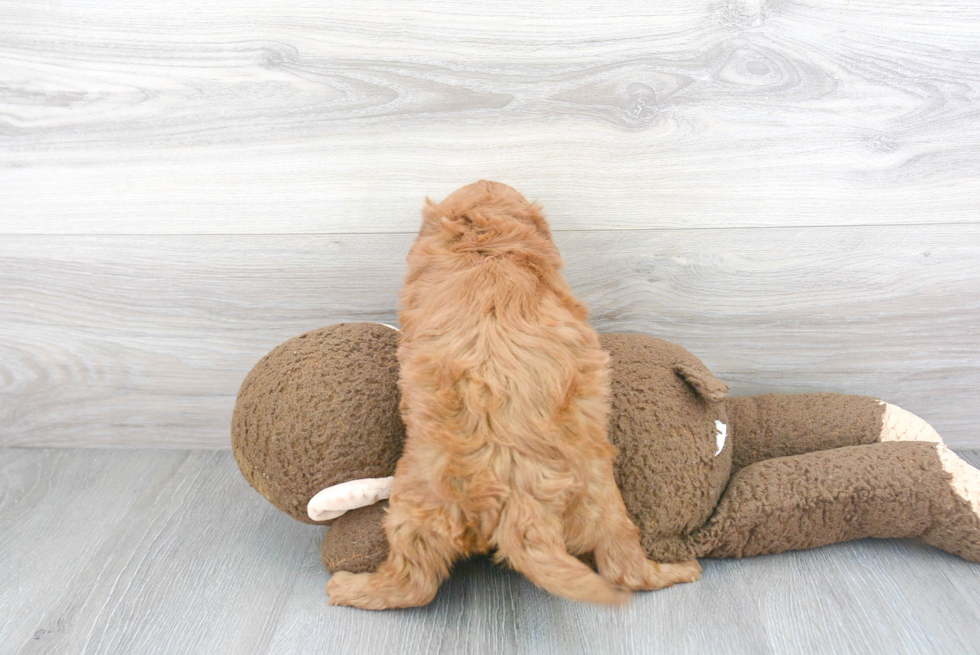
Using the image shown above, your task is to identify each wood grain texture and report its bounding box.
[2,448,980,654]
[10,449,317,655]
[1,0,979,233]
[2,226,978,448]
[0,449,188,649]
[2,1,978,646]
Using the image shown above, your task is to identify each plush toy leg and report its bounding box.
[725,393,885,468]
[683,441,980,563]
[321,502,390,574]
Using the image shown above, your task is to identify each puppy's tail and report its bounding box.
[493,497,629,605]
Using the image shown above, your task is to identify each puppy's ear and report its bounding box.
[528,201,553,240]
[420,197,441,233]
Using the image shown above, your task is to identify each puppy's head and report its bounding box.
[420,180,553,244]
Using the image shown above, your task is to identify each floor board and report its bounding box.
[3,448,980,654]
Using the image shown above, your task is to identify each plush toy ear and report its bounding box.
[674,363,729,403]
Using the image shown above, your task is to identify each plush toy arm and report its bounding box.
[725,393,885,468]
[682,441,980,563]
[308,476,394,521]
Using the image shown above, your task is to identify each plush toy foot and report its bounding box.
[879,403,980,561]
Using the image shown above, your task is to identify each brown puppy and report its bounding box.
[326,181,701,609]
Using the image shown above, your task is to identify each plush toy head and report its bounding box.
[599,334,731,550]
[231,323,404,525]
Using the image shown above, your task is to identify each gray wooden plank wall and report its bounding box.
[1,0,979,448]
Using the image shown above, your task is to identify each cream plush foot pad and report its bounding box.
[879,402,980,521]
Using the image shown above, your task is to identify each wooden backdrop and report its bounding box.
[1,0,978,448]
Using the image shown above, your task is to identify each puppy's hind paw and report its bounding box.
[325,571,354,601]
[326,571,386,609]
[632,559,702,591]
[665,559,702,585]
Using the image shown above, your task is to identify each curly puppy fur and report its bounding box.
[326,181,701,609]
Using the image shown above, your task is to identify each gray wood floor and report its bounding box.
[4,448,980,654]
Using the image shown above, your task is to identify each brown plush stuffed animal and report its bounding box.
[231,322,980,575]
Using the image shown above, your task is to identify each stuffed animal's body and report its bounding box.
[231,323,980,575]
